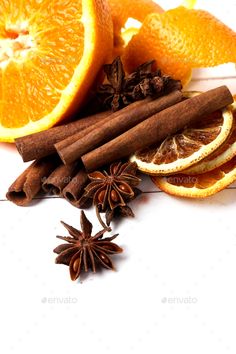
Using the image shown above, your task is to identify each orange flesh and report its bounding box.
[0,0,84,128]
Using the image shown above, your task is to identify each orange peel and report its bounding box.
[123,6,236,85]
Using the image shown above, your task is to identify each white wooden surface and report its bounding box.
[1,1,236,353]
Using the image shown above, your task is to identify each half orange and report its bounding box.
[0,0,113,142]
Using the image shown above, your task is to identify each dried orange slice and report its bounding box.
[0,0,113,142]
[152,156,236,198]
[185,111,236,174]
[131,92,233,176]
[123,6,236,85]
[232,95,236,111]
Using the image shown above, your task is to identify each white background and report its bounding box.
[1,1,236,353]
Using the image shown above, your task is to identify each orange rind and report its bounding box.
[123,6,236,85]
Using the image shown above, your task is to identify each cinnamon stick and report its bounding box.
[63,168,89,207]
[43,162,79,195]
[55,97,160,160]
[55,91,183,165]
[82,86,233,172]
[6,156,59,206]
[15,111,111,162]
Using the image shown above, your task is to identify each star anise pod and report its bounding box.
[105,203,140,226]
[83,161,142,224]
[97,56,129,111]
[97,57,182,111]
[54,211,123,281]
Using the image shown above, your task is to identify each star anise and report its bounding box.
[54,211,123,281]
[97,56,127,111]
[83,161,142,224]
[97,57,182,111]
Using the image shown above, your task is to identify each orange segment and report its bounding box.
[123,6,236,85]
[2,62,30,128]
[0,0,113,142]
[152,156,236,198]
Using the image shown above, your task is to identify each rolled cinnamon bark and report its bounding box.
[63,168,89,207]
[82,86,233,172]
[55,90,183,165]
[43,162,79,195]
[54,97,155,161]
[15,111,111,162]
[6,156,59,206]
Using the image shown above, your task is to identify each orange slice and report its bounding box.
[0,0,113,142]
[123,6,236,85]
[232,95,236,111]
[185,111,236,174]
[131,92,233,176]
[152,156,236,198]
